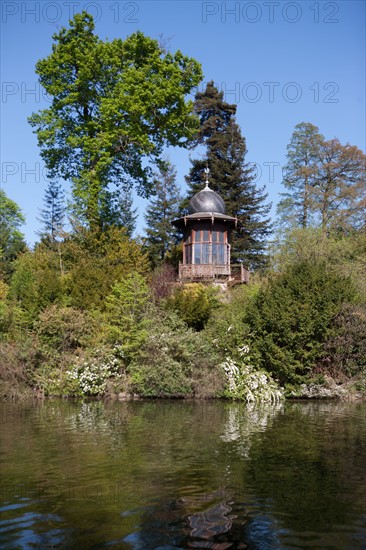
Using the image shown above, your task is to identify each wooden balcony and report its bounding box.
[178,263,249,283]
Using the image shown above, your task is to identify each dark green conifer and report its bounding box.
[38,180,66,241]
[184,82,271,268]
[118,189,138,237]
[144,161,181,266]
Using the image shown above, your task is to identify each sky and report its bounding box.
[1,0,365,245]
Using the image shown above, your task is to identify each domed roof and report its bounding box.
[188,184,227,215]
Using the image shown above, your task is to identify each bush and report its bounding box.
[104,272,150,360]
[63,228,149,310]
[221,350,284,403]
[203,284,259,360]
[129,309,223,398]
[35,305,96,354]
[165,282,219,330]
[0,339,42,399]
[315,303,366,381]
[66,347,123,396]
[246,260,356,385]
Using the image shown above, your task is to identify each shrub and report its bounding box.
[63,228,149,310]
[165,282,219,330]
[66,347,123,396]
[315,303,366,381]
[0,339,42,399]
[203,284,259,360]
[35,305,96,354]
[129,309,222,398]
[221,345,284,403]
[246,260,356,385]
[104,272,150,360]
[149,263,177,301]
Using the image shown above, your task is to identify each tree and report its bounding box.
[277,123,366,233]
[0,190,27,280]
[314,138,366,232]
[38,180,66,241]
[29,12,203,230]
[184,82,271,268]
[144,161,181,265]
[63,227,149,310]
[105,272,150,358]
[278,122,323,229]
[246,259,356,385]
[117,189,138,237]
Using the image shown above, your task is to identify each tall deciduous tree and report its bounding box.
[144,161,181,266]
[0,190,27,280]
[314,139,366,232]
[184,82,271,268]
[38,180,66,241]
[278,122,366,233]
[29,12,202,230]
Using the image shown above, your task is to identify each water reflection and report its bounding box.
[1,400,366,549]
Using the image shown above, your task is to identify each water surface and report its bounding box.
[1,400,365,549]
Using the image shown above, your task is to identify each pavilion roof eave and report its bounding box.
[172,212,237,229]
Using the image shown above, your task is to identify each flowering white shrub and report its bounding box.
[67,347,123,396]
[221,345,283,403]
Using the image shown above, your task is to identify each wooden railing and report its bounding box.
[230,264,250,284]
[178,263,249,283]
[179,263,230,281]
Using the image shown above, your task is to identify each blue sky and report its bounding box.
[1,0,365,245]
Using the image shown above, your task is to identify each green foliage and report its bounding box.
[129,309,222,398]
[270,228,366,298]
[247,260,357,385]
[9,247,65,318]
[35,365,81,398]
[35,305,95,353]
[63,227,149,309]
[165,282,219,330]
[203,284,260,360]
[66,347,123,396]
[144,160,181,266]
[105,272,150,358]
[315,303,366,381]
[184,81,271,268]
[0,190,27,280]
[278,122,366,232]
[116,188,138,237]
[29,12,203,228]
[38,180,66,241]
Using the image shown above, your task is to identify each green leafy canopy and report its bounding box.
[29,12,203,228]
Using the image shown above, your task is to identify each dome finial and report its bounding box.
[204,165,210,188]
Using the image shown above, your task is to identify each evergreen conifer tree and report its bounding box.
[38,180,66,241]
[118,189,138,237]
[184,82,271,268]
[144,161,181,266]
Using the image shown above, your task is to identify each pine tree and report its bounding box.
[144,161,182,266]
[184,82,271,268]
[118,189,138,237]
[38,180,66,241]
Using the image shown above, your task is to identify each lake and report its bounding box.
[1,399,365,549]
